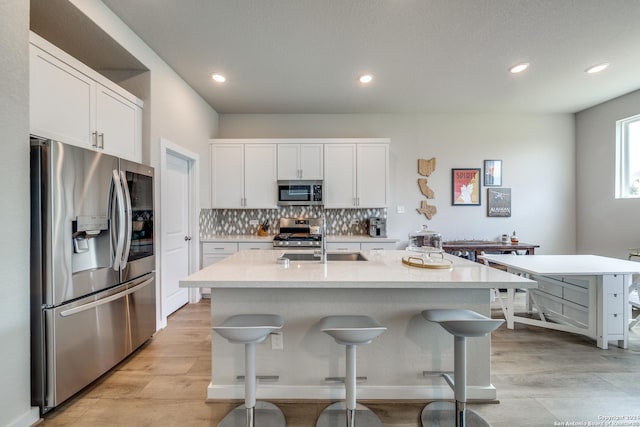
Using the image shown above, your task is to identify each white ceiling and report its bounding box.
[101,0,640,114]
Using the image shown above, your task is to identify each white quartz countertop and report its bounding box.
[181,249,536,289]
[480,254,640,276]
[200,235,399,243]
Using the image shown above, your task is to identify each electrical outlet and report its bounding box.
[271,332,284,350]
[397,205,405,214]
[249,219,259,225]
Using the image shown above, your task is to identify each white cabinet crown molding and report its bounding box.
[30,32,143,107]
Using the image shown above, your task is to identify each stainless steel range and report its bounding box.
[273,218,322,248]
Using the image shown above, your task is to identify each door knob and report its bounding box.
[184,236,192,241]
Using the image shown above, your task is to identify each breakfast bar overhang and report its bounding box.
[180,250,536,402]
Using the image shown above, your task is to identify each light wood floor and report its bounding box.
[39,299,640,427]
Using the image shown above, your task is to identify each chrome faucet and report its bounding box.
[315,213,328,263]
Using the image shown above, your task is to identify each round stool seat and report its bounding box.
[319,315,386,345]
[213,314,284,343]
[422,309,503,337]
[420,309,502,427]
[317,315,386,427]
[213,314,286,427]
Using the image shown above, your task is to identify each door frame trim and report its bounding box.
[159,137,200,329]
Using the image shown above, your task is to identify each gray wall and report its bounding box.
[70,0,219,209]
[0,2,39,426]
[0,2,219,425]
[576,89,640,258]
[219,113,576,253]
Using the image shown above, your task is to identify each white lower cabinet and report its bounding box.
[238,242,273,250]
[326,242,361,251]
[328,241,397,251]
[360,241,397,250]
[202,242,273,267]
[201,242,239,297]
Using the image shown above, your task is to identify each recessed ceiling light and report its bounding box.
[509,63,529,74]
[585,63,609,74]
[211,73,226,83]
[359,74,373,84]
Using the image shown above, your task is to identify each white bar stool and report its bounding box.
[316,315,386,427]
[421,309,504,427]
[212,314,286,427]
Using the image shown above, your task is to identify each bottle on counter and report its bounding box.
[511,231,519,244]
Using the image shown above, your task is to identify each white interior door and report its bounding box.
[161,152,191,317]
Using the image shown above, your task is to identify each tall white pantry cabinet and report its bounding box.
[29,32,143,162]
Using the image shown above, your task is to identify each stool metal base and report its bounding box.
[421,401,492,427]
[316,402,383,427]
[218,401,286,427]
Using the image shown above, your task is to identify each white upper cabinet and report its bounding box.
[30,43,95,148]
[211,144,245,208]
[323,144,357,208]
[277,143,323,180]
[95,85,142,161]
[244,144,278,208]
[29,33,142,162]
[356,144,389,208]
[324,143,388,208]
[210,143,277,209]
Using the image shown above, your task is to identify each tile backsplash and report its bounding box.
[200,207,387,236]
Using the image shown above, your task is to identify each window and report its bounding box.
[616,114,640,198]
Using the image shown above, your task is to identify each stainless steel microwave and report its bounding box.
[277,180,323,206]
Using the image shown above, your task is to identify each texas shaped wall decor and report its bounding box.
[416,157,437,220]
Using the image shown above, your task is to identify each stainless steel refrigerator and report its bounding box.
[30,137,156,414]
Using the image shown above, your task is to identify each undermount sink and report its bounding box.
[282,252,368,261]
[327,252,368,261]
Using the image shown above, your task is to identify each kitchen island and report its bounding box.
[180,250,536,402]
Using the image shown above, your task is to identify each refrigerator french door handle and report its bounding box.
[111,170,126,271]
[120,170,132,269]
[58,277,154,317]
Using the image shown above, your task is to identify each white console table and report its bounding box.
[480,254,640,349]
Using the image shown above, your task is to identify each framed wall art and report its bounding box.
[451,168,481,205]
[484,159,502,186]
[487,187,511,217]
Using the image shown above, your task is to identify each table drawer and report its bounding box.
[606,292,624,312]
[607,313,624,334]
[603,275,624,293]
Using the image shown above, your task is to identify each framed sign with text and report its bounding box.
[487,187,512,217]
[451,168,481,206]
